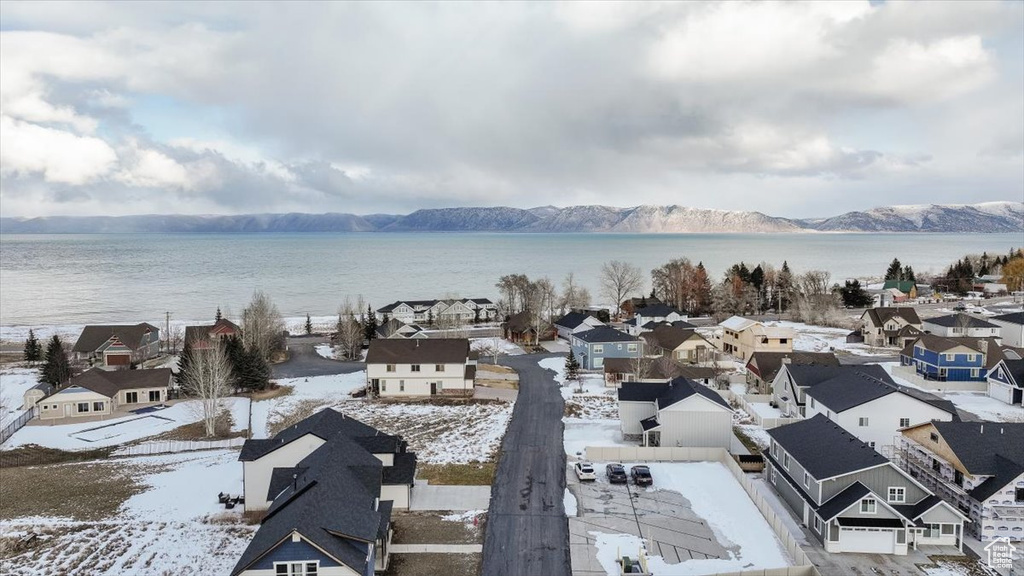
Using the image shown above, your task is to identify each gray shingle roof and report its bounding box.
[554,311,599,330]
[617,382,671,402]
[803,369,956,415]
[767,414,888,479]
[618,378,730,411]
[239,408,404,461]
[928,421,1024,499]
[924,314,999,329]
[863,307,921,327]
[635,303,683,318]
[365,338,469,365]
[72,323,159,352]
[573,326,636,343]
[66,368,172,399]
[816,482,871,521]
[992,311,1024,325]
[746,351,840,383]
[995,359,1024,388]
[785,364,891,390]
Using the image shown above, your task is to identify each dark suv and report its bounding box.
[606,463,627,484]
[630,465,653,486]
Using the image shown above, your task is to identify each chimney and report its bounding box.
[782,356,792,365]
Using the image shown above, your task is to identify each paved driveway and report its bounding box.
[273,336,363,379]
[481,353,572,576]
[410,481,492,511]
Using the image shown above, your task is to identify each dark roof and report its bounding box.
[640,325,708,351]
[554,311,599,330]
[365,338,470,365]
[803,368,956,415]
[816,482,871,521]
[618,378,730,411]
[746,351,839,383]
[72,323,159,352]
[640,416,660,431]
[991,311,1024,325]
[767,414,889,479]
[29,382,54,394]
[970,455,1024,501]
[504,311,535,333]
[603,357,678,381]
[864,307,921,327]
[929,421,1024,487]
[675,366,717,380]
[239,408,405,461]
[67,368,173,399]
[784,364,892,390]
[267,466,305,501]
[836,517,906,528]
[994,359,1024,388]
[618,381,671,402]
[906,333,991,354]
[925,313,999,329]
[635,303,683,318]
[573,326,636,343]
[892,495,947,522]
[382,452,418,485]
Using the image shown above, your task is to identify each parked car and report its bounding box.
[606,463,627,484]
[953,302,967,311]
[630,465,653,486]
[574,462,597,482]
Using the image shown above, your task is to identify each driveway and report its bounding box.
[410,480,491,511]
[273,335,364,379]
[481,353,572,576]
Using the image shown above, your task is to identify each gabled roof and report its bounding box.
[863,307,921,327]
[554,311,601,330]
[746,351,839,383]
[365,338,470,365]
[64,368,173,399]
[640,325,709,351]
[504,310,536,333]
[929,421,1024,482]
[767,414,889,480]
[784,364,891,390]
[991,311,1024,326]
[617,381,670,402]
[617,378,730,411]
[635,303,683,318]
[924,314,999,329]
[573,326,636,344]
[907,333,992,355]
[239,408,404,462]
[883,280,917,293]
[72,323,159,352]
[720,316,757,332]
[804,369,956,415]
[816,482,872,522]
[990,359,1024,389]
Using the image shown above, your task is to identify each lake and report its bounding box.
[0,232,1020,327]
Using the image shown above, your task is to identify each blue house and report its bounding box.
[900,334,988,382]
[571,326,639,370]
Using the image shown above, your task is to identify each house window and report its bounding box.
[780,339,788,344]
[923,523,939,538]
[813,515,821,532]
[149,390,161,402]
[627,344,637,352]
[809,398,815,409]
[77,403,90,413]
[803,472,811,488]
[399,380,405,392]
[966,354,976,362]
[970,369,979,378]
[860,498,876,514]
[381,381,387,392]
[593,345,604,354]
[868,442,876,448]
[930,432,939,443]
[411,364,421,372]
[274,562,318,576]
[941,524,954,535]
[125,391,138,404]
[899,418,911,428]
[1015,487,1024,502]
[944,353,956,362]
[386,364,396,372]
[859,417,869,427]
[435,364,444,372]
[888,487,906,503]
[92,402,104,412]
[783,453,790,470]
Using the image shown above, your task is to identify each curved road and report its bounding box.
[481,353,571,576]
[273,335,364,379]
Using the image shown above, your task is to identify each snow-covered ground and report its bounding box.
[773,321,890,357]
[590,462,792,575]
[564,488,578,517]
[880,362,1024,422]
[748,402,782,419]
[735,424,771,451]
[0,367,40,426]
[470,337,525,356]
[314,343,335,359]
[1,450,254,576]
[564,418,631,459]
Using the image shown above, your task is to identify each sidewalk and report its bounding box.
[390,544,482,553]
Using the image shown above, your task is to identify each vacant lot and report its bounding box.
[393,511,485,545]
[386,553,481,576]
[0,460,145,521]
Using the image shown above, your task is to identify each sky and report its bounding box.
[1,1,1022,219]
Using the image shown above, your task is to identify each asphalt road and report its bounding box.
[481,353,572,576]
[273,335,364,379]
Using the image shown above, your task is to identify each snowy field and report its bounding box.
[1,450,254,576]
[0,367,40,426]
[590,462,792,576]
[470,337,526,356]
[773,321,891,357]
[881,362,1024,422]
[564,418,631,459]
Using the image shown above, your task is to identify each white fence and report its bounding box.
[719,390,800,430]
[583,446,821,576]
[113,437,246,457]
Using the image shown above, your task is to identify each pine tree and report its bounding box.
[885,258,902,281]
[236,345,271,392]
[427,309,434,326]
[305,313,313,335]
[776,261,794,312]
[649,288,657,299]
[215,307,222,322]
[177,340,197,388]
[902,265,915,283]
[364,304,378,341]
[564,350,581,387]
[23,329,41,362]
[42,335,71,387]
[223,336,246,388]
[694,262,713,315]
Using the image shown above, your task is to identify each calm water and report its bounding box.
[0,232,1021,326]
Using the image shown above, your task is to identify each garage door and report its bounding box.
[838,528,895,554]
[106,354,131,366]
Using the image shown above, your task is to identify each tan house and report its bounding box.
[719,316,795,362]
[745,351,839,394]
[640,323,714,365]
[72,323,161,368]
[366,339,476,397]
[36,368,173,421]
[861,307,923,348]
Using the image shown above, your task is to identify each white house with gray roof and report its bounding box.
[365,338,476,397]
[987,359,1024,405]
[990,312,1024,347]
[617,378,733,448]
[923,313,1002,339]
[766,414,967,555]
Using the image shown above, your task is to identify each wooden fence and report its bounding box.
[112,437,246,457]
[0,407,38,445]
[582,446,821,576]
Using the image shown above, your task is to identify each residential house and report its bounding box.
[801,371,958,453]
[633,303,686,328]
[72,323,161,368]
[36,368,172,420]
[553,311,604,341]
[620,296,663,319]
[771,364,894,419]
[617,378,733,448]
[376,298,496,325]
[365,339,476,397]
[893,421,1024,542]
[745,351,839,394]
[22,382,54,409]
[184,318,242,349]
[766,414,967,554]
[883,280,919,301]
[234,409,416,575]
[719,316,795,362]
[899,334,990,383]
[639,324,713,365]
[375,318,427,340]
[503,311,553,344]
[860,307,923,348]
[923,314,1001,339]
[602,357,715,387]
[570,326,639,371]
[987,359,1024,405]
[990,312,1024,347]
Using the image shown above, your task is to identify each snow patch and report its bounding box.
[564,488,578,516]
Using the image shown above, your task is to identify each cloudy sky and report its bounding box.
[1,1,1022,218]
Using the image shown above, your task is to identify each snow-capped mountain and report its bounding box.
[611,205,803,233]
[805,201,1023,232]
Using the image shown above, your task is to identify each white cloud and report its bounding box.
[0,116,117,184]
[115,142,193,190]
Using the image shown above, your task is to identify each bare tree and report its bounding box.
[180,343,233,437]
[629,338,655,382]
[601,260,643,318]
[335,298,364,360]
[242,290,286,361]
[793,270,841,325]
[560,273,592,313]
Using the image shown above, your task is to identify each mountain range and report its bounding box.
[2,201,1021,234]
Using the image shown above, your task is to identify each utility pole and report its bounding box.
[165,311,171,354]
